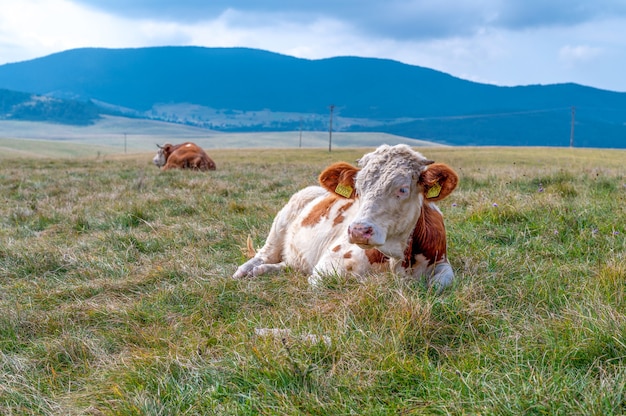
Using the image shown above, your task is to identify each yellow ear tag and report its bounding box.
[335,184,353,198]
[426,181,442,199]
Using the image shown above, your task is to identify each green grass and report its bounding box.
[1,146,625,415]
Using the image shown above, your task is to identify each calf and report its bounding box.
[152,142,216,171]
[233,144,459,291]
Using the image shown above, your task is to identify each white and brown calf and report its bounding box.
[233,144,458,291]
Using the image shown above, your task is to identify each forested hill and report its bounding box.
[0,88,100,125]
[0,46,624,148]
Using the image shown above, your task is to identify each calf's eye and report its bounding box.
[397,187,410,198]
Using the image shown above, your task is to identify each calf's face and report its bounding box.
[347,145,434,252]
[152,144,172,167]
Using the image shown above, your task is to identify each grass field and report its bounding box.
[1,145,625,415]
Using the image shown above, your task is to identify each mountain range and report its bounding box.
[0,46,624,148]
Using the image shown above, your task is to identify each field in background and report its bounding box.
[0,116,446,158]
[1,144,625,414]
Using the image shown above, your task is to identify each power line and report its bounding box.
[410,107,572,121]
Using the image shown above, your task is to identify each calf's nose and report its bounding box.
[348,223,374,244]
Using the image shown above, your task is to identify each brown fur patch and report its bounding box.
[419,163,458,201]
[318,162,359,198]
[333,201,354,226]
[343,251,352,259]
[408,203,447,266]
[366,249,388,265]
[332,245,342,252]
[301,195,340,227]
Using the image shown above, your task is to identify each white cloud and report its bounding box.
[559,45,603,64]
[0,0,625,91]
[0,0,129,61]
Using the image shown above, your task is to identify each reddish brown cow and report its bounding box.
[152,142,216,171]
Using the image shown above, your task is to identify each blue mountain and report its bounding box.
[0,46,624,148]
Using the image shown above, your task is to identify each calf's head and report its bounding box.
[319,144,458,258]
[152,143,173,168]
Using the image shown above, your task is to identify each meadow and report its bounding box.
[0,144,625,415]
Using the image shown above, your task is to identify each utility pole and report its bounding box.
[328,104,335,152]
[569,106,576,148]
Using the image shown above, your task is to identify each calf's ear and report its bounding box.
[418,163,459,201]
[318,162,359,198]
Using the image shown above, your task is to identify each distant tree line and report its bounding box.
[0,89,31,112]
[0,88,101,125]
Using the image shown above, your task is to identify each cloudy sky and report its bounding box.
[1,0,625,92]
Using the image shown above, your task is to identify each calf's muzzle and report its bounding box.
[348,222,378,246]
